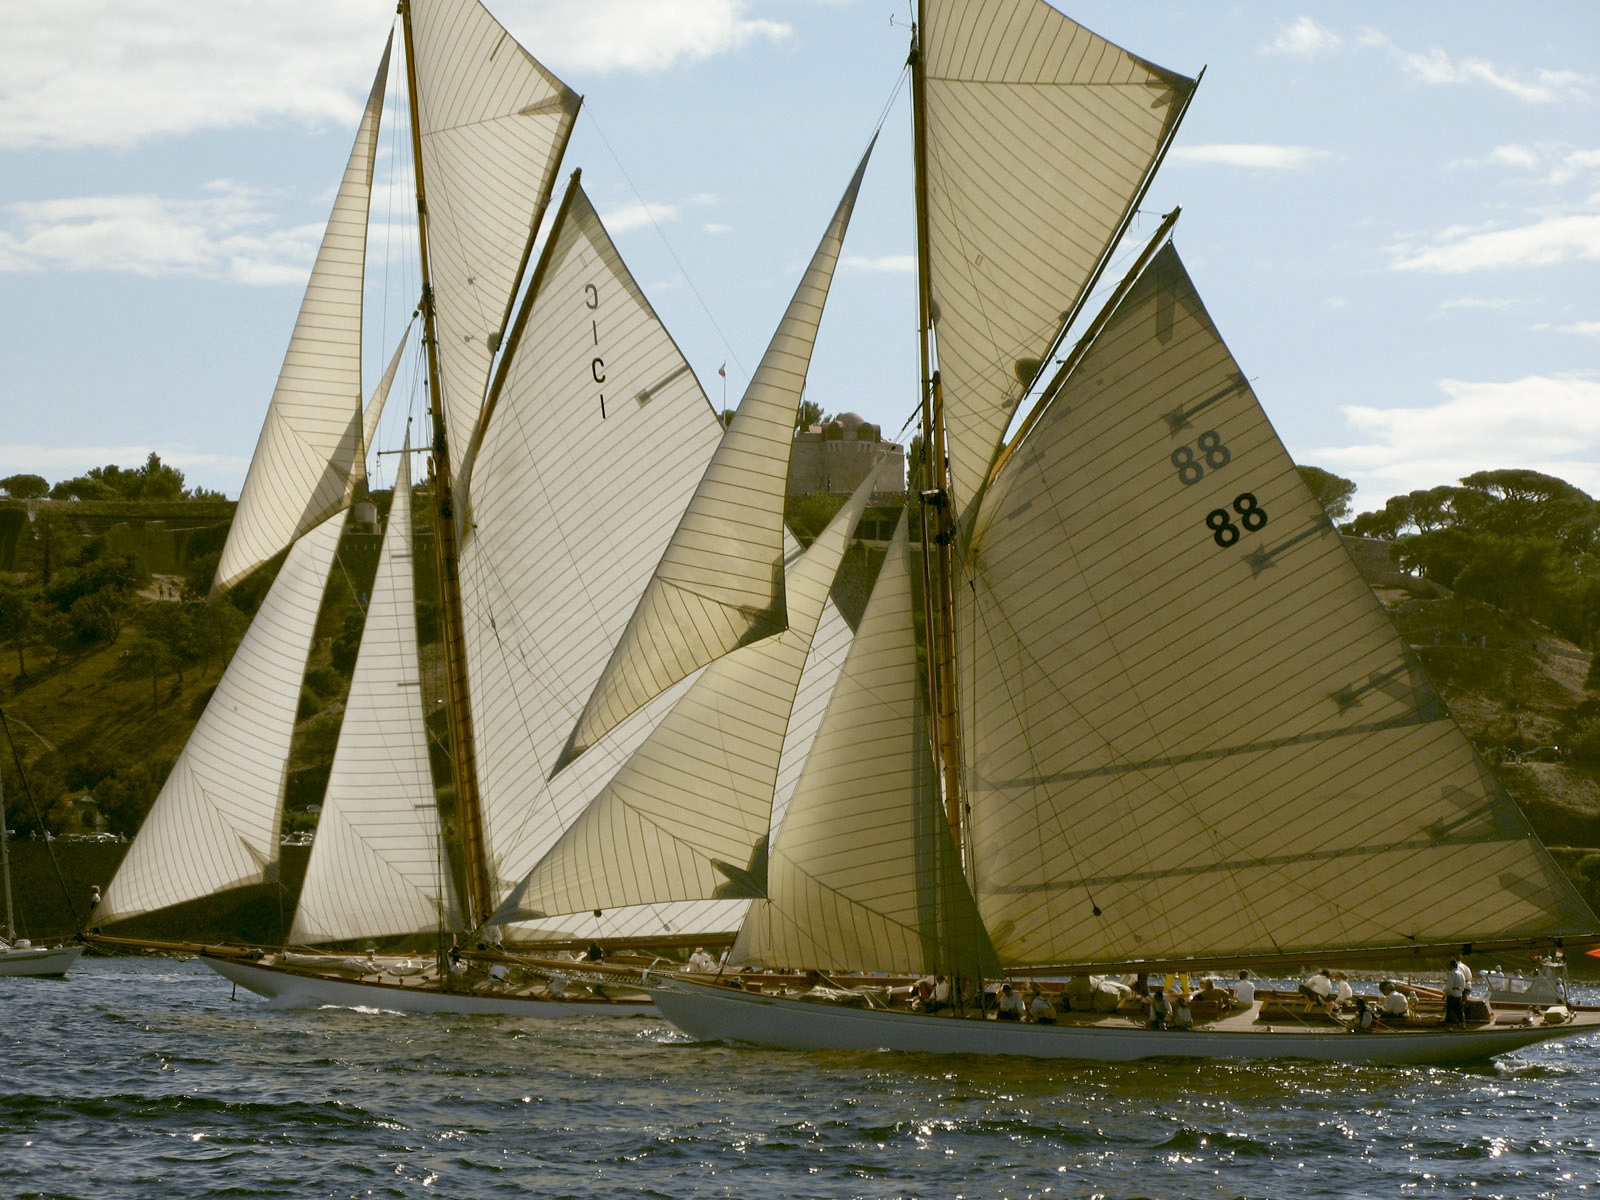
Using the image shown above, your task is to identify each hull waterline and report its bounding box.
[205,955,658,1017]
[649,977,1599,1065]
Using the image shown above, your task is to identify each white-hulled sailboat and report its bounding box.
[87,0,872,1014]
[626,0,1600,1063]
[0,759,83,979]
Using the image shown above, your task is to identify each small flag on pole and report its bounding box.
[717,362,726,378]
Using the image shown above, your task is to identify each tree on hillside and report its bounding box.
[1297,465,1356,522]
[0,581,33,675]
[41,543,143,646]
[796,399,825,430]
[49,475,115,501]
[124,636,172,710]
[1347,485,1465,539]
[1350,470,1600,647]
[0,473,49,499]
[142,602,200,688]
[46,452,213,502]
[188,600,246,670]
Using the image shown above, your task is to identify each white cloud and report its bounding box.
[0,1,786,151]
[1264,17,1341,58]
[1169,144,1327,170]
[505,0,790,74]
[1439,296,1518,311]
[1537,320,1600,339]
[1312,375,1600,503]
[1454,143,1600,186]
[0,0,389,150]
[703,222,732,235]
[1359,30,1592,103]
[1389,211,1600,273]
[0,184,326,282]
[1488,144,1541,170]
[597,199,679,234]
[842,253,914,273]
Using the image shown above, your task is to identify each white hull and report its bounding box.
[0,944,84,978]
[650,977,1600,1065]
[205,955,658,1017]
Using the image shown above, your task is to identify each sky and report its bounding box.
[1,1,1596,514]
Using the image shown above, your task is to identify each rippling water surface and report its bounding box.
[2,958,1596,1198]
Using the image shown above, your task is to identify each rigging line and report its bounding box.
[578,102,748,380]
[580,69,908,391]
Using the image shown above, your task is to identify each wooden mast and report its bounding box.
[908,13,965,848]
[399,0,493,930]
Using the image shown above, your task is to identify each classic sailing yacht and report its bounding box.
[87,0,868,1014]
[635,0,1600,1063]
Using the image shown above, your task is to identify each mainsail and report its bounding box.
[457,179,725,903]
[556,144,877,769]
[918,0,1195,520]
[735,514,997,976]
[211,44,391,595]
[291,445,458,944]
[97,514,347,923]
[960,243,1595,968]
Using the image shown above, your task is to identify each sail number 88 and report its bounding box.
[1171,430,1231,485]
[1206,493,1267,547]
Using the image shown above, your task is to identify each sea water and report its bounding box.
[2,957,1596,1199]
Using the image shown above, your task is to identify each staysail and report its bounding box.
[509,468,882,921]
[290,445,459,944]
[407,0,579,481]
[960,243,1595,968]
[735,514,997,976]
[457,179,724,902]
[919,0,1195,520]
[96,514,347,923]
[211,44,390,595]
[556,144,877,769]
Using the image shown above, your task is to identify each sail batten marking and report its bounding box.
[1244,516,1334,575]
[987,828,1541,896]
[1331,665,1413,714]
[973,688,1445,791]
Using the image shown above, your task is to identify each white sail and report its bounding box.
[920,0,1194,518]
[961,244,1594,968]
[212,44,390,596]
[457,180,723,900]
[769,591,854,839]
[736,515,997,976]
[557,145,876,769]
[494,586,856,942]
[97,515,347,923]
[409,0,579,479]
[291,447,458,944]
[511,468,882,920]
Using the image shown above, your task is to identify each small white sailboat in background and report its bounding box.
[0,740,84,979]
[619,0,1600,1063]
